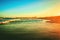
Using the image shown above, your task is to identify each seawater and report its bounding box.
[0,19,60,40]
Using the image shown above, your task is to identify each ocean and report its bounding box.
[0,19,60,40]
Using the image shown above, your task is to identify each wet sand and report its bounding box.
[0,21,60,40]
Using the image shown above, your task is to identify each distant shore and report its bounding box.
[0,16,60,23]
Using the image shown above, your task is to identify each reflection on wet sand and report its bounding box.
[0,19,60,40]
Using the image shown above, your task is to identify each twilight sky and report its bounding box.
[0,0,60,17]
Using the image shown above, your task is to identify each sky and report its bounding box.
[0,0,60,17]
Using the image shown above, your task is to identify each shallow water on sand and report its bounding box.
[0,19,60,40]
